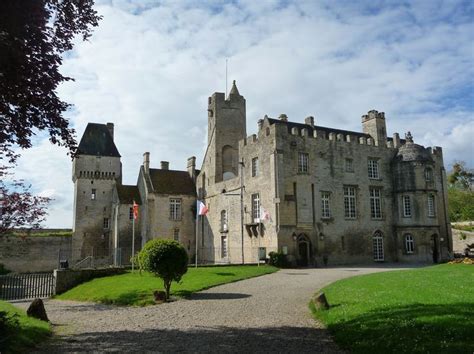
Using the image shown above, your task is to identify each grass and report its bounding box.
[0,300,51,353]
[311,264,474,353]
[57,265,278,306]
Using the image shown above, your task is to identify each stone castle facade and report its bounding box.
[72,81,453,266]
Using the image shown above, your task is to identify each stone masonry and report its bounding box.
[72,81,453,266]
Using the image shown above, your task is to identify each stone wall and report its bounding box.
[54,267,125,294]
[0,235,72,273]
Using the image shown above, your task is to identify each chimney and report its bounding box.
[143,152,150,174]
[106,122,114,140]
[393,133,400,148]
[187,156,196,180]
[279,114,288,122]
[161,161,169,170]
[305,116,314,127]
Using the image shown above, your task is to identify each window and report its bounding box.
[368,159,379,179]
[298,152,309,173]
[258,247,266,261]
[405,234,414,254]
[403,195,411,217]
[169,198,182,220]
[221,236,228,258]
[373,231,384,261]
[251,157,259,177]
[251,193,260,222]
[428,195,435,217]
[173,228,180,242]
[103,217,110,229]
[369,188,382,219]
[129,207,134,220]
[425,168,433,182]
[321,191,331,218]
[91,189,96,200]
[343,186,356,219]
[345,158,354,172]
[220,210,228,231]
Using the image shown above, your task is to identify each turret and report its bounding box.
[362,110,387,147]
[72,123,122,262]
[207,80,246,182]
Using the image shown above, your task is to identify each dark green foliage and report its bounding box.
[268,251,288,268]
[137,239,188,300]
[448,187,474,221]
[0,263,10,275]
[0,310,19,351]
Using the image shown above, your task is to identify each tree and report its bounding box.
[448,161,474,191]
[447,162,474,222]
[0,0,101,233]
[0,0,102,160]
[138,239,189,301]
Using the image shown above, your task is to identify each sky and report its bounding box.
[12,0,474,228]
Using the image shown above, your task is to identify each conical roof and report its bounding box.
[229,80,240,96]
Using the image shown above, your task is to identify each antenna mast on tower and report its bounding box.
[225,58,228,97]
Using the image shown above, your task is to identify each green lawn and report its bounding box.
[57,265,278,306]
[0,300,51,353]
[311,264,474,353]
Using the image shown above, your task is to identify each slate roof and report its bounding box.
[77,123,120,157]
[267,118,370,139]
[116,185,141,205]
[149,169,196,196]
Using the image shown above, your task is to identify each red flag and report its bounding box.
[133,201,139,220]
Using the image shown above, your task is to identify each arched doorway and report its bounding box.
[373,231,384,262]
[431,234,439,264]
[297,234,311,266]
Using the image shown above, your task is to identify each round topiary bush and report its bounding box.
[137,239,188,300]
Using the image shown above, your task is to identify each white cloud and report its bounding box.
[11,0,474,227]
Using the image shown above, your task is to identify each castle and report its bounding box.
[72,81,453,266]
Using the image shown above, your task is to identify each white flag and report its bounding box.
[260,206,272,223]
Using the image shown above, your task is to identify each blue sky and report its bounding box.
[12,0,474,227]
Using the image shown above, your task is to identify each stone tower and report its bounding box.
[71,123,122,263]
[207,80,246,183]
[362,110,387,146]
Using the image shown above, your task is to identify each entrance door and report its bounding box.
[298,235,311,266]
[373,231,384,261]
[298,242,309,266]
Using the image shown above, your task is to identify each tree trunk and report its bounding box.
[164,279,171,300]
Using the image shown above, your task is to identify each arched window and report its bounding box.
[425,167,433,182]
[405,234,414,254]
[222,145,237,180]
[220,210,228,232]
[373,231,384,261]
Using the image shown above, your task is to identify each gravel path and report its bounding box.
[16,265,414,353]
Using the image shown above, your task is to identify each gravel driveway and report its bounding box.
[16,265,414,353]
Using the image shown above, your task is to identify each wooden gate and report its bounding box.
[0,273,56,301]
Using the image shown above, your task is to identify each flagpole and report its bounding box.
[258,221,261,267]
[195,213,199,268]
[132,215,135,272]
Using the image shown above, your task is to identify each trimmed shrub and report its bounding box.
[0,263,10,275]
[137,239,188,300]
[268,251,288,268]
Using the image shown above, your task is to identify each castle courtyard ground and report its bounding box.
[15,265,416,353]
